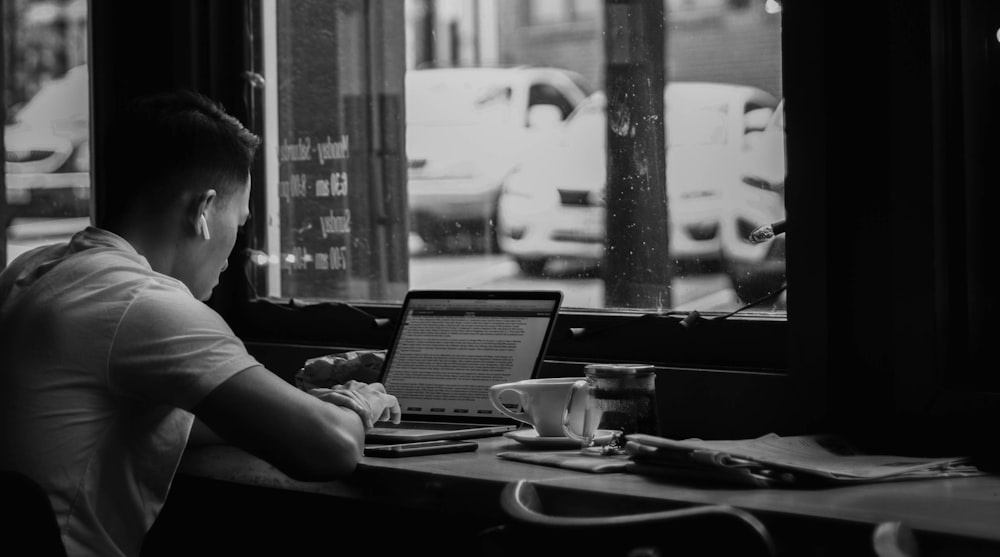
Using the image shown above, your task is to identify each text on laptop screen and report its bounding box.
[382,297,557,419]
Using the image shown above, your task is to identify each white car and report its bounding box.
[4,64,90,224]
[496,83,778,276]
[5,64,90,175]
[721,99,787,303]
[405,66,589,253]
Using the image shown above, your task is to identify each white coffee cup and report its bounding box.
[488,377,585,438]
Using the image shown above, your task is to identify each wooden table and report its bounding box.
[150,436,1000,557]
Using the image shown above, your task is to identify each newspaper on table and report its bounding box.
[625,433,984,488]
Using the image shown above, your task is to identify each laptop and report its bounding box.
[365,289,563,444]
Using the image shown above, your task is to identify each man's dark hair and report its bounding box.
[101,90,261,228]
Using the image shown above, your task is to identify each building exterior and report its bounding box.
[405,0,782,98]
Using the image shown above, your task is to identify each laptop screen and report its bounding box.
[380,290,562,422]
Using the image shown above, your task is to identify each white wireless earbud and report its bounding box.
[199,214,211,240]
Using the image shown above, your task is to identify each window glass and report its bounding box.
[573,0,601,20]
[406,73,513,126]
[255,0,784,314]
[3,0,90,267]
[527,1,570,25]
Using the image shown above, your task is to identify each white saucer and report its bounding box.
[504,428,616,449]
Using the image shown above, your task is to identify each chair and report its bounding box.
[873,521,920,557]
[481,479,777,557]
[0,470,68,557]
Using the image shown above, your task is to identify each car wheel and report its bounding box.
[515,257,548,276]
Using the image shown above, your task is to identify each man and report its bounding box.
[0,90,401,557]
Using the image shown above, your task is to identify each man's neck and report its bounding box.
[116,221,180,277]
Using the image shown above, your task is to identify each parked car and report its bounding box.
[495,83,778,276]
[721,99,786,303]
[4,64,91,225]
[405,66,589,253]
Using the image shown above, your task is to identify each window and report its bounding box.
[526,0,570,25]
[525,0,603,25]
[252,0,785,315]
[2,0,90,266]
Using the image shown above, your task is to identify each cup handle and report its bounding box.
[562,380,589,441]
[488,384,527,422]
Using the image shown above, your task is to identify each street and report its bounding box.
[409,252,754,312]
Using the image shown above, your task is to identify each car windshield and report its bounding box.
[15,64,89,132]
[406,72,513,126]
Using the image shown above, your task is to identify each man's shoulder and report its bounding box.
[57,244,189,298]
[128,278,205,310]
[123,279,229,333]
[1,242,142,313]
[4,245,191,325]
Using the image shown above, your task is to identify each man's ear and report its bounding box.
[189,189,218,238]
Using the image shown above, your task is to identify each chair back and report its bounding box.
[0,470,68,557]
[482,479,777,557]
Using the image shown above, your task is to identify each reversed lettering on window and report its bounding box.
[317,135,349,164]
[319,209,351,237]
[278,137,312,162]
[278,131,353,280]
[315,172,348,197]
[282,245,349,272]
[313,246,349,271]
[278,173,308,198]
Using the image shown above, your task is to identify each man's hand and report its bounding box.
[309,381,401,431]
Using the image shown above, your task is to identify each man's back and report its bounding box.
[0,227,258,557]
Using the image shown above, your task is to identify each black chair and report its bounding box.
[872,521,920,557]
[481,479,777,557]
[1,470,68,557]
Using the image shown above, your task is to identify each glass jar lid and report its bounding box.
[584,363,655,376]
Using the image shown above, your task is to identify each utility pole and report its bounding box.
[603,0,670,309]
[419,0,436,67]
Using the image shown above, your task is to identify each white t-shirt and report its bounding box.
[0,227,260,557]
